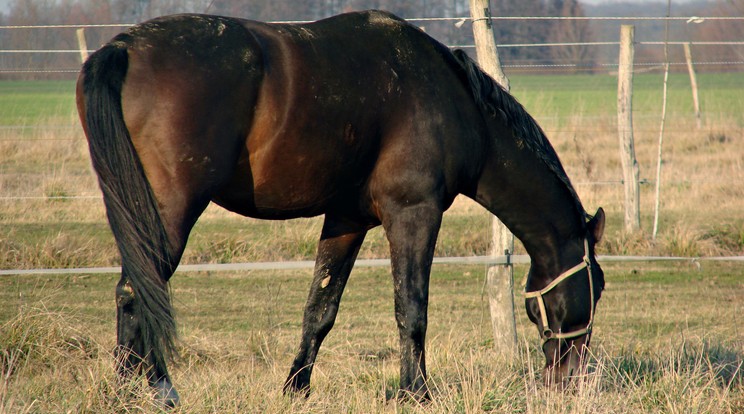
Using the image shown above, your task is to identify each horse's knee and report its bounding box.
[395,307,427,341]
[313,302,341,337]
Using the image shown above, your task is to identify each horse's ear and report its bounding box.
[588,207,605,243]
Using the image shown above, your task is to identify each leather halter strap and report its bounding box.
[524,238,595,344]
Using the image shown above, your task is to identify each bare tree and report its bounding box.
[491,0,552,65]
[690,0,744,65]
[548,0,596,72]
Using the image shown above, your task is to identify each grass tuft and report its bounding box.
[0,304,97,380]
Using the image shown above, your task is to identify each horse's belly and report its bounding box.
[211,162,346,219]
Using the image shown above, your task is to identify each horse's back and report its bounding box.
[116,12,485,221]
[242,11,485,215]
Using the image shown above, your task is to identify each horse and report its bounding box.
[76,10,605,406]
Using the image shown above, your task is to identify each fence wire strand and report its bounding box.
[2,15,744,30]
[1,254,741,276]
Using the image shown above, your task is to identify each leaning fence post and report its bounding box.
[617,25,641,233]
[76,28,89,63]
[468,0,517,358]
[683,42,702,129]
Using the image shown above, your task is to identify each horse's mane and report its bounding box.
[451,49,588,222]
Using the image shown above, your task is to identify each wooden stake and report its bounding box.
[76,28,89,63]
[683,43,702,129]
[652,0,672,240]
[617,25,641,234]
[468,0,517,358]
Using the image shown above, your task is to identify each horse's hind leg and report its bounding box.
[113,179,211,407]
[284,215,367,396]
[115,272,179,404]
[382,202,443,401]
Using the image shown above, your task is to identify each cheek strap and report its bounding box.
[524,238,595,344]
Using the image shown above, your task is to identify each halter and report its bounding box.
[524,238,595,344]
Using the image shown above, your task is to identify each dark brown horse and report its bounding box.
[76,11,605,406]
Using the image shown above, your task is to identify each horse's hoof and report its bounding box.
[396,388,431,404]
[153,378,180,408]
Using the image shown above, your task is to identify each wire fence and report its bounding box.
[2,254,743,277]
[2,15,744,29]
[1,14,744,74]
[1,13,743,272]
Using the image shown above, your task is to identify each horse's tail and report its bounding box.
[78,35,177,374]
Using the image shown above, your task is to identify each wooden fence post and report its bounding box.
[617,25,641,233]
[468,0,517,358]
[683,43,702,129]
[76,28,89,63]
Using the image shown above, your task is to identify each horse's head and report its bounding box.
[525,207,605,388]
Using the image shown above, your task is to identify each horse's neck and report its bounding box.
[479,125,585,272]
[509,210,580,270]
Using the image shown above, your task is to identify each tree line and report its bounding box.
[0,0,740,79]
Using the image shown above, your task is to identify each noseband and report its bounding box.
[524,238,595,344]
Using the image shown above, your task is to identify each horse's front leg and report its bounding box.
[284,215,367,396]
[383,202,443,402]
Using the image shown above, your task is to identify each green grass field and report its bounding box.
[1,74,743,412]
[2,72,743,126]
[0,81,78,127]
[512,72,744,121]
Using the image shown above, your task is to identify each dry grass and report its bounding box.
[1,108,743,268]
[1,263,741,413]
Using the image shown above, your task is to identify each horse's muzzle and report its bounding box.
[542,334,591,389]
